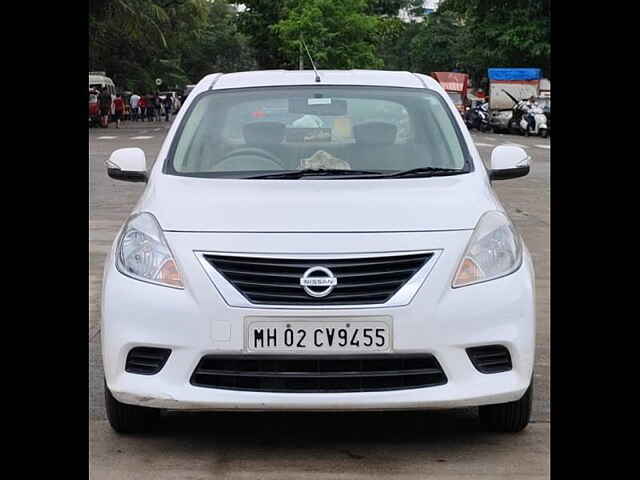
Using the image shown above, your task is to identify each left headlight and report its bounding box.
[115,212,184,288]
[453,211,522,288]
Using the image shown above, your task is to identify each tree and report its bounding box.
[409,10,468,75]
[365,0,414,16]
[237,0,291,69]
[438,0,551,79]
[273,0,383,70]
[375,15,422,71]
[181,0,257,80]
[89,0,255,92]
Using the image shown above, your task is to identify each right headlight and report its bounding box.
[115,212,184,288]
[453,211,522,288]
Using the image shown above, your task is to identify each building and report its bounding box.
[399,0,441,23]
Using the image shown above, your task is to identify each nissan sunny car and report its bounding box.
[101,70,535,434]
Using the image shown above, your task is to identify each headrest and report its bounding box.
[243,122,285,144]
[353,122,397,145]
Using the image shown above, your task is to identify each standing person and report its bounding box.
[130,92,140,121]
[145,93,154,121]
[138,94,147,122]
[154,92,162,122]
[525,96,538,133]
[481,97,490,113]
[98,87,112,128]
[162,94,173,122]
[113,93,125,129]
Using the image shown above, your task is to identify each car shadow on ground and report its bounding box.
[144,408,490,444]
[96,409,543,478]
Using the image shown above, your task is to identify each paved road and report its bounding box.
[89,121,550,479]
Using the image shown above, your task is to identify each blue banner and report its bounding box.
[488,68,541,81]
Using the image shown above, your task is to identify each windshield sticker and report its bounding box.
[308,98,332,105]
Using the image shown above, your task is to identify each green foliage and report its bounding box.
[365,0,413,16]
[375,16,420,70]
[409,11,468,74]
[438,0,551,80]
[273,0,383,70]
[237,0,292,69]
[89,0,550,93]
[89,0,255,92]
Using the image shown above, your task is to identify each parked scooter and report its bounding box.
[504,91,549,138]
[519,103,548,138]
[465,101,492,132]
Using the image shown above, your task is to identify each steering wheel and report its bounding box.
[214,147,285,171]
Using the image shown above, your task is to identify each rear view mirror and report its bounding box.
[106,148,147,182]
[489,145,530,180]
[289,97,347,116]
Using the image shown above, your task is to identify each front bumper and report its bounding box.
[101,231,535,411]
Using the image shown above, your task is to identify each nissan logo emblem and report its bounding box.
[300,266,338,298]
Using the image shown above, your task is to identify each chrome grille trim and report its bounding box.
[195,250,441,309]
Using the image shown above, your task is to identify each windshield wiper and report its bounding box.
[246,168,383,179]
[375,167,465,179]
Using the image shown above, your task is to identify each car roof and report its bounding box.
[204,70,439,91]
[89,75,114,85]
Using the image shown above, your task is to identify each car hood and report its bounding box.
[138,173,498,232]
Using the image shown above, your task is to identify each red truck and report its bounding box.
[431,72,470,116]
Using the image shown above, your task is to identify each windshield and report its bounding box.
[447,92,462,104]
[167,86,470,178]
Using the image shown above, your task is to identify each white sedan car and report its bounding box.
[102,70,535,434]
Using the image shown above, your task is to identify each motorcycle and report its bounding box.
[465,102,492,132]
[504,90,549,138]
[519,105,548,138]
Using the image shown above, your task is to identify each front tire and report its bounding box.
[104,378,160,434]
[479,380,533,433]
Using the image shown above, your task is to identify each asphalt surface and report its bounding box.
[89,121,550,479]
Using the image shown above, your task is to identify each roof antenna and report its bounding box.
[300,35,321,83]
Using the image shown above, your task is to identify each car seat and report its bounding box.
[349,121,400,170]
[240,122,291,167]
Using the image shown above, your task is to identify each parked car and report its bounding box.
[89,71,117,117]
[103,70,536,435]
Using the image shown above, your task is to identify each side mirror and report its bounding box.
[489,145,530,180]
[106,148,147,182]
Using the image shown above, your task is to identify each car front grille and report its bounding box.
[466,345,512,374]
[190,354,447,393]
[202,253,433,305]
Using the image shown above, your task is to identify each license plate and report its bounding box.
[245,316,392,353]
